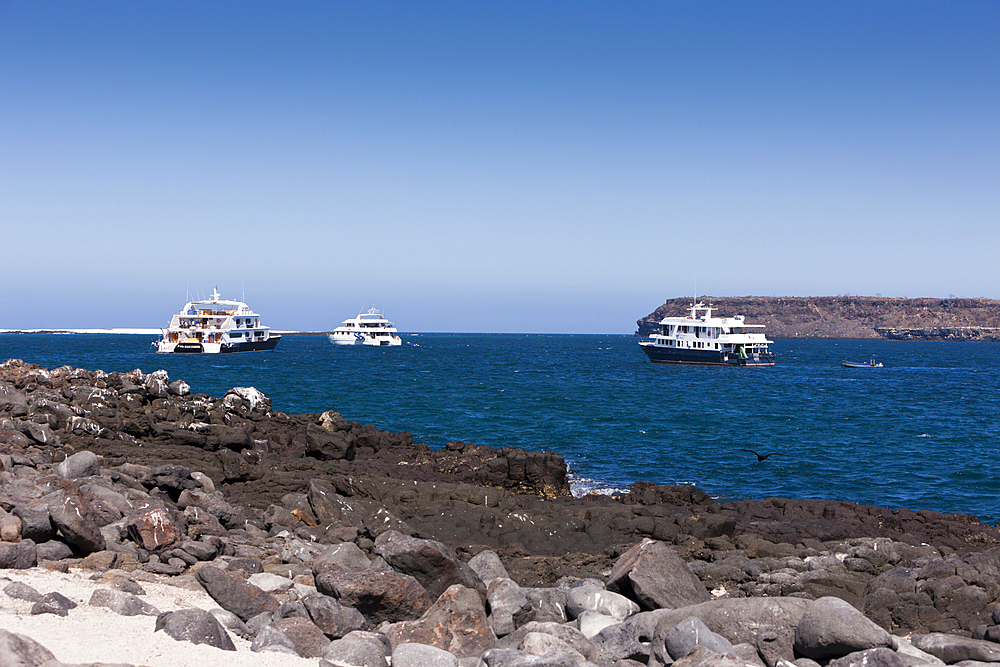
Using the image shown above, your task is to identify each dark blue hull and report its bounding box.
[220,335,281,353]
[640,343,775,366]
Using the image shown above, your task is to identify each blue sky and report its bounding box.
[2,1,997,333]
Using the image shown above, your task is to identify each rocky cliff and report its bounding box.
[636,296,1000,341]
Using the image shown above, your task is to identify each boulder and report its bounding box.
[56,450,100,479]
[313,541,372,575]
[302,593,366,639]
[315,568,431,626]
[488,578,535,637]
[794,596,893,661]
[565,585,640,621]
[383,584,497,658]
[470,549,511,584]
[0,628,56,666]
[665,616,736,661]
[48,491,106,553]
[195,565,280,621]
[30,591,77,617]
[910,633,1000,663]
[89,588,160,616]
[607,539,711,610]
[251,625,299,655]
[391,642,459,667]
[321,631,391,667]
[126,507,181,553]
[374,530,485,600]
[272,615,331,658]
[827,647,929,667]
[500,621,599,664]
[155,608,237,651]
[0,539,37,570]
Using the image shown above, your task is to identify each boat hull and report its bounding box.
[640,343,775,366]
[220,336,281,353]
[158,335,281,354]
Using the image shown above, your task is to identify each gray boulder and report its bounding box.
[313,541,372,574]
[666,616,735,661]
[154,608,236,650]
[321,632,391,667]
[591,609,670,664]
[470,549,511,584]
[827,647,930,667]
[794,596,893,661]
[56,451,100,479]
[373,530,485,600]
[391,642,459,667]
[89,588,160,616]
[477,647,584,666]
[524,587,568,623]
[12,507,55,543]
[31,591,76,617]
[607,539,711,610]
[0,628,56,666]
[910,633,1000,664]
[650,597,810,665]
[302,593,366,639]
[3,581,43,602]
[499,621,599,664]
[251,625,299,655]
[195,565,280,621]
[272,615,331,658]
[566,585,640,621]
[210,608,253,640]
[488,578,535,637]
[0,539,37,569]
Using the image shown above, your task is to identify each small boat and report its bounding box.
[639,302,775,366]
[154,288,280,354]
[328,308,402,346]
[841,359,883,368]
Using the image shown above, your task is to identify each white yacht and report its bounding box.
[328,308,402,346]
[154,288,281,354]
[639,302,775,366]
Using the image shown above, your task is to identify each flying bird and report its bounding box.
[737,448,790,462]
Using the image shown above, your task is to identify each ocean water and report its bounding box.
[3,333,999,523]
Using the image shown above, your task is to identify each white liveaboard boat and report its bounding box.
[154,288,281,354]
[639,302,775,366]
[328,308,402,346]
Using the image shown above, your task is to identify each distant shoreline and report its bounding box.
[0,329,329,335]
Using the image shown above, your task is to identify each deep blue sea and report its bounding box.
[3,333,999,524]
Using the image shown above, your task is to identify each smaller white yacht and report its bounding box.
[154,288,281,354]
[639,302,775,366]
[328,308,402,346]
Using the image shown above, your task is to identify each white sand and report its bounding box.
[0,567,317,667]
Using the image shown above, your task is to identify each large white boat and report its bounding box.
[328,308,402,346]
[154,288,281,354]
[639,302,775,366]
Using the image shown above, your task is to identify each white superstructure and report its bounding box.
[154,288,280,354]
[328,308,402,346]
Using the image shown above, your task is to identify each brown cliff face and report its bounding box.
[636,296,1000,340]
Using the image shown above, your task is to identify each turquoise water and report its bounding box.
[3,333,999,523]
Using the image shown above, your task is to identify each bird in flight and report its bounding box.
[737,448,790,462]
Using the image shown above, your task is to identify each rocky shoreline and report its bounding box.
[4,359,1000,667]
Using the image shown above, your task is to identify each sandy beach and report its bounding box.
[0,567,315,667]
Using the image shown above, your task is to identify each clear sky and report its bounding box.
[2,1,997,333]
